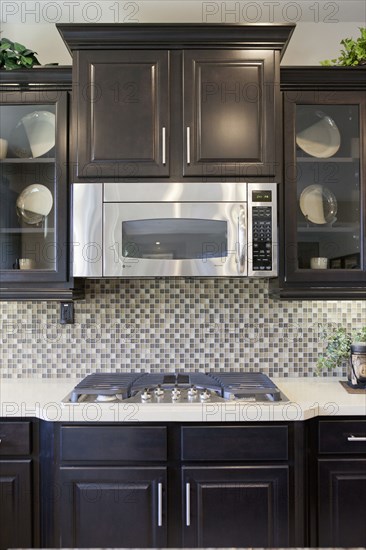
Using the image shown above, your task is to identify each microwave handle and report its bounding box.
[237,205,246,274]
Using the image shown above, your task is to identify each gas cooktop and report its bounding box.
[63,372,289,404]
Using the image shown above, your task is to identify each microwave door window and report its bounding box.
[122,219,228,260]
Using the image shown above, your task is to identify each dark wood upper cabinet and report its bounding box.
[74,50,169,179]
[183,50,277,177]
[57,23,294,182]
[270,66,366,300]
[0,67,83,300]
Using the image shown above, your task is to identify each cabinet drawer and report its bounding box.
[60,425,167,462]
[181,425,288,461]
[319,420,366,454]
[0,422,31,455]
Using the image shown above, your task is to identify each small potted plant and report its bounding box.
[0,37,40,70]
[317,325,366,382]
[320,27,366,66]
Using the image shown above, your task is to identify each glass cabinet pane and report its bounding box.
[295,104,361,271]
[0,104,56,272]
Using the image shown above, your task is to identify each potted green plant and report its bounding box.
[0,37,40,70]
[321,27,366,66]
[317,325,366,375]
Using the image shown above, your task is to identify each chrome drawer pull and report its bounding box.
[162,127,166,165]
[157,482,163,527]
[347,435,366,442]
[186,482,191,526]
[186,127,191,165]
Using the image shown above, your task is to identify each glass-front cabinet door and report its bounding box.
[0,92,67,284]
[284,91,365,284]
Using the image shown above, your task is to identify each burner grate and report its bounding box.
[207,372,283,401]
[70,373,144,402]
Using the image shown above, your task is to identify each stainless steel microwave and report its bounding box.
[72,182,278,278]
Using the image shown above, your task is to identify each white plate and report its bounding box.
[296,111,341,158]
[16,184,53,224]
[10,111,55,158]
[299,184,337,225]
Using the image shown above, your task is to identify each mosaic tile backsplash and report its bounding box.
[0,278,365,379]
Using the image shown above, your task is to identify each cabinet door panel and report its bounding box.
[0,92,68,284]
[283,91,366,285]
[182,465,289,547]
[183,50,276,177]
[60,467,167,548]
[76,50,169,179]
[0,460,32,550]
[318,459,366,546]
[0,422,31,455]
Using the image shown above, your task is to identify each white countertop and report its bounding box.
[0,377,365,422]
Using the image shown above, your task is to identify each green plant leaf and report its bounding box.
[316,325,366,375]
[320,27,366,66]
[13,42,26,53]
[0,36,40,69]
[0,43,11,52]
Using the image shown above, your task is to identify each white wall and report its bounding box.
[1,1,365,66]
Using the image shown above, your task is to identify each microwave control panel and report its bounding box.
[252,206,273,271]
[248,183,277,277]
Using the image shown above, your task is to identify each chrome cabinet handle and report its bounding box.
[237,205,247,274]
[186,482,191,527]
[347,435,366,442]
[186,127,191,165]
[162,127,166,165]
[157,482,163,527]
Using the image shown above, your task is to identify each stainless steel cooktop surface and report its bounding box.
[63,372,289,404]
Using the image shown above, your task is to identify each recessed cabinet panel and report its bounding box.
[182,466,289,547]
[60,467,167,548]
[0,422,31,455]
[181,425,288,461]
[0,460,32,550]
[60,425,167,462]
[76,50,169,179]
[183,50,276,177]
[318,459,366,546]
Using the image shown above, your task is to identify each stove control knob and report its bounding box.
[171,385,181,400]
[188,385,198,398]
[141,388,152,401]
[154,384,164,397]
[200,388,211,401]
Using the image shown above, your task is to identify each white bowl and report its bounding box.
[299,184,337,225]
[16,184,53,224]
[296,112,341,158]
[10,111,55,158]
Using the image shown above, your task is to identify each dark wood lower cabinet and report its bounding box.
[59,467,167,548]
[53,422,299,548]
[318,458,366,547]
[0,460,32,550]
[182,465,289,548]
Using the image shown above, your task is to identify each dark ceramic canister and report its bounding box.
[348,342,366,386]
